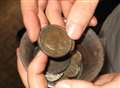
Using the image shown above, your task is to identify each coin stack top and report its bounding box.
[38,25,74,58]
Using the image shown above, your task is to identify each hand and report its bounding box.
[21,0,66,42]
[54,73,120,88]
[21,0,99,42]
[17,48,48,88]
[45,0,98,40]
[21,0,48,42]
[59,0,99,40]
[17,50,120,88]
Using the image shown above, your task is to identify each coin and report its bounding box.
[38,25,74,58]
[63,51,82,78]
[46,56,70,74]
[45,72,63,82]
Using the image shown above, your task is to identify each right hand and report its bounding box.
[21,0,66,42]
[21,0,48,42]
[21,0,98,42]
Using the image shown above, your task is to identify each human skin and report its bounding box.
[18,0,120,88]
[20,0,98,42]
[17,48,120,88]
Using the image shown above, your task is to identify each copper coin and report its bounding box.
[38,25,74,58]
[64,51,82,78]
[19,32,70,74]
[46,57,70,74]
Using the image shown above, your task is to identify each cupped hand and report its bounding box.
[17,48,48,88]
[54,73,120,88]
[17,51,120,88]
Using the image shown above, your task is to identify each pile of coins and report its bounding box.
[19,25,104,87]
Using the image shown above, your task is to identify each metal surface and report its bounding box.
[46,57,70,74]
[19,32,71,74]
[45,72,63,82]
[38,25,74,58]
[19,25,104,87]
[63,51,82,78]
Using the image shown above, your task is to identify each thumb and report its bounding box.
[66,0,99,40]
[55,80,100,88]
[28,51,48,88]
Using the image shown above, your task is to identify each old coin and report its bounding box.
[19,25,104,87]
[38,25,74,58]
[63,51,82,78]
[45,72,63,82]
[46,56,70,74]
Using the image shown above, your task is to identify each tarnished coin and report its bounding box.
[64,51,82,78]
[38,25,74,58]
[46,57,70,74]
[45,72,63,82]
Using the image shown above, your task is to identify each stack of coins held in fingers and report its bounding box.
[19,25,104,87]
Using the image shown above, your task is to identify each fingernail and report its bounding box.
[27,30,35,42]
[64,18,67,23]
[66,20,85,40]
[55,83,71,88]
[28,30,39,42]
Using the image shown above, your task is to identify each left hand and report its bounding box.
[17,48,48,88]
[17,48,120,88]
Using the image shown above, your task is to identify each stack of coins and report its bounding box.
[19,25,104,87]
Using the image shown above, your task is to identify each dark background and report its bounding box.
[0,0,24,87]
[0,0,119,88]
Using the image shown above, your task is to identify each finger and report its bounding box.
[21,0,40,42]
[46,0,65,27]
[55,80,99,88]
[38,0,48,27]
[66,0,99,40]
[28,51,48,88]
[16,48,28,88]
[94,73,119,86]
[60,0,72,18]
[38,10,48,28]
[102,73,120,88]
[69,0,75,4]
[89,16,97,26]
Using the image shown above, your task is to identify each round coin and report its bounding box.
[38,25,74,58]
